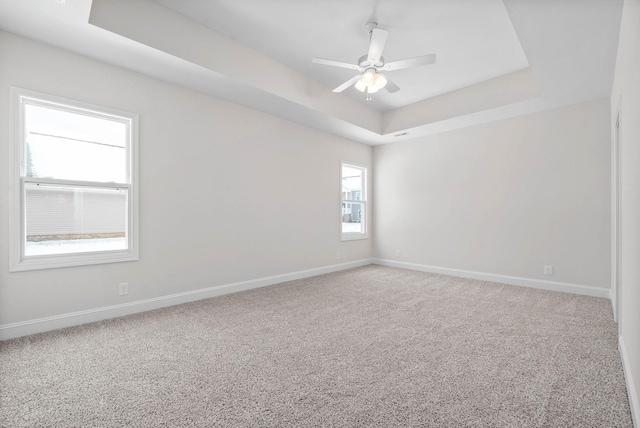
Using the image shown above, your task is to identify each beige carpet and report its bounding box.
[0,265,633,427]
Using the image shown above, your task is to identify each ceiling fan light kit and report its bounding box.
[312,22,436,100]
[356,69,387,90]
[354,68,388,99]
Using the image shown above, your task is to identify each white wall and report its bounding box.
[0,31,372,326]
[612,0,640,423]
[373,98,611,290]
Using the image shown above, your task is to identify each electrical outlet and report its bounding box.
[544,266,553,275]
[118,282,129,296]
[336,252,341,259]
[395,250,401,257]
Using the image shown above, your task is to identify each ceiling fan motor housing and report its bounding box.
[358,55,384,70]
[365,21,379,34]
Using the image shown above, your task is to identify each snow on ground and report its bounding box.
[25,237,127,256]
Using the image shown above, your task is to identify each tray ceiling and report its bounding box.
[0,0,624,145]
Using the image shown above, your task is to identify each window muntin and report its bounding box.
[341,162,367,240]
[10,87,138,271]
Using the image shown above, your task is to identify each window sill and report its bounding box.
[10,250,138,272]
[341,234,369,242]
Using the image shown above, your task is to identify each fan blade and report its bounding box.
[367,28,388,64]
[384,76,400,93]
[382,54,436,71]
[312,57,361,71]
[333,75,362,93]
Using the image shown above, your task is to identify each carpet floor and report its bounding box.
[0,265,633,427]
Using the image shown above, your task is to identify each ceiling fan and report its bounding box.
[312,22,436,100]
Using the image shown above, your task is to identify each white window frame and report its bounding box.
[340,161,368,241]
[9,87,139,271]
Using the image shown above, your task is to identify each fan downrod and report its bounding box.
[365,21,378,35]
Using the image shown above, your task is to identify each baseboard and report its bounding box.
[0,259,372,341]
[372,259,610,298]
[620,335,640,428]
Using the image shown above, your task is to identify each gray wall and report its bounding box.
[0,31,372,325]
[373,98,611,289]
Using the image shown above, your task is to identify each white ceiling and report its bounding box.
[0,0,624,145]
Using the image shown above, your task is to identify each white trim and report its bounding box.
[23,176,129,188]
[372,259,610,298]
[619,335,639,428]
[9,87,22,272]
[612,101,622,327]
[0,259,372,341]
[341,234,369,241]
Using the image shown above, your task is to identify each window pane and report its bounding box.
[342,165,363,197]
[25,104,127,183]
[342,202,364,234]
[24,183,128,256]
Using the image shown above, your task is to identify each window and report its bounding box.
[10,87,138,271]
[341,162,367,240]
